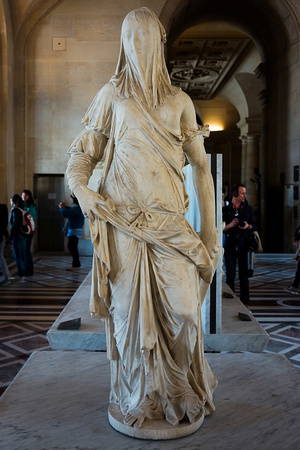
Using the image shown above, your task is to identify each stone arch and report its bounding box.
[160,0,297,54]
[234,73,263,119]
[160,0,298,251]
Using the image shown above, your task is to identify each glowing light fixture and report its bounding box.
[208,123,224,132]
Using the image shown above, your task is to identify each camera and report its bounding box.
[239,219,246,227]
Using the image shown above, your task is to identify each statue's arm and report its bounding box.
[66,129,114,218]
[181,95,219,259]
[66,83,115,218]
[66,129,107,195]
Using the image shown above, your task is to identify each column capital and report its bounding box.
[247,134,260,142]
[239,133,260,143]
[246,115,262,135]
[239,134,248,144]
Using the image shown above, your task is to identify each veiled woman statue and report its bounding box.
[66,7,219,439]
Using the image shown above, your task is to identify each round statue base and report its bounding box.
[108,404,205,440]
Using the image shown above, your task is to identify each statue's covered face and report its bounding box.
[113,7,173,108]
[121,18,160,72]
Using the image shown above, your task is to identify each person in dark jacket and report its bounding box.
[0,203,11,283]
[10,194,27,281]
[223,184,255,304]
[58,194,84,268]
[21,189,37,276]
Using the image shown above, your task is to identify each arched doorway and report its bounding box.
[161,0,297,252]
[167,21,264,216]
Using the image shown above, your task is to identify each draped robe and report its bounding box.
[67,82,217,426]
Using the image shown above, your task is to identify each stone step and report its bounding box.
[0,350,298,449]
[47,273,268,352]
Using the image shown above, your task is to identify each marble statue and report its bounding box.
[66,7,220,439]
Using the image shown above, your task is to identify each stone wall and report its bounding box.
[24,0,167,198]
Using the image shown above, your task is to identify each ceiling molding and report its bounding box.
[169,36,252,100]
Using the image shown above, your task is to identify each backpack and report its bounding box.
[21,209,35,235]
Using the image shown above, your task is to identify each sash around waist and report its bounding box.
[115,204,185,226]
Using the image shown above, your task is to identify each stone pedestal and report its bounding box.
[108,404,205,440]
[47,273,269,352]
[0,351,299,449]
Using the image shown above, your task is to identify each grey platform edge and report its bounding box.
[47,272,269,352]
[1,351,299,450]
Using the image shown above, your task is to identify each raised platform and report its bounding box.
[0,351,299,449]
[47,273,268,352]
[205,283,269,351]
[47,273,106,351]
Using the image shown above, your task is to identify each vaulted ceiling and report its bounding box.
[168,22,252,100]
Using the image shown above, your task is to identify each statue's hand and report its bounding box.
[74,185,115,221]
[200,229,220,270]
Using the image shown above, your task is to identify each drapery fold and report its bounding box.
[66,77,217,427]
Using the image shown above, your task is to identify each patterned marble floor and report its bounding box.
[0,255,92,395]
[0,253,299,396]
[244,254,300,369]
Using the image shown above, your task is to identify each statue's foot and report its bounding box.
[124,395,164,428]
[164,392,205,425]
[185,394,205,423]
[124,410,145,428]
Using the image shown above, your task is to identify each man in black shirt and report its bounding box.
[223,184,255,304]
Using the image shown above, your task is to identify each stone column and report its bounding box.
[240,135,248,183]
[245,134,260,209]
[0,0,15,204]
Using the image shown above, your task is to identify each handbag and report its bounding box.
[248,231,263,253]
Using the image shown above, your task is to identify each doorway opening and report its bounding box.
[34,174,65,252]
[168,21,265,226]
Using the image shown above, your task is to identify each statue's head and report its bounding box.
[112,7,176,108]
[121,7,166,71]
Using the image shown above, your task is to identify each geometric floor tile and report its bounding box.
[0,323,31,339]
[264,336,295,353]
[260,322,300,369]
[0,348,12,361]
[247,254,300,323]
[0,255,92,395]
[0,360,24,387]
[0,322,51,394]
[5,334,50,354]
[0,256,92,322]
[225,254,300,369]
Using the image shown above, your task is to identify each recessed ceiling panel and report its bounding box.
[169,28,252,99]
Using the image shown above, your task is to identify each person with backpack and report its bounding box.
[21,189,37,276]
[58,194,84,268]
[10,194,27,281]
[0,203,11,284]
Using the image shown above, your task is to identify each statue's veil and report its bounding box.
[110,7,177,108]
